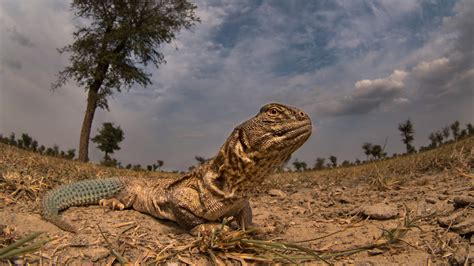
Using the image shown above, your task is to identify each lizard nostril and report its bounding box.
[299,111,306,118]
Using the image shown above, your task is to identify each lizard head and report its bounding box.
[205,103,312,197]
[237,102,312,162]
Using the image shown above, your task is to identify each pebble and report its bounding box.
[268,189,287,198]
[368,248,384,256]
[360,203,398,220]
[453,195,474,208]
[438,195,449,200]
[425,197,437,204]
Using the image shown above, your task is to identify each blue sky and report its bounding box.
[1,0,473,170]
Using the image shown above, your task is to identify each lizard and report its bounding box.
[42,103,312,234]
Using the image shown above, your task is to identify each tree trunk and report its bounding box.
[78,88,99,162]
[77,59,110,162]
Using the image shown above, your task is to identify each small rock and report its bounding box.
[360,203,398,220]
[438,195,449,200]
[368,248,384,256]
[448,243,470,266]
[438,210,465,227]
[336,195,352,204]
[450,218,474,235]
[453,195,474,208]
[425,197,437,204]
[87,247,110,262]
[268,189,287,198]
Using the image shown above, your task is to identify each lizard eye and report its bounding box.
[267,108,279,116]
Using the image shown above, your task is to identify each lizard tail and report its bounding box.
[42,177,124,232]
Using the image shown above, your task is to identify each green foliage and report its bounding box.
[292,159,307,172]
[467,123,474,135]
[370,145,386,159]
[194,156,208,165]
[31,140,38,152]
[362,142,372,160]
[341,160,351,167]
[329,155,337,168]
[92,122,124,159]
[52,0,200,108]
[398,119,415,153]
[66,149,76,160]
[313,157,325,170]
[450,121,460,140]
[20,133,33,150]
[100,157,120,167]
[9,133,16,146]
[151,160,164,171]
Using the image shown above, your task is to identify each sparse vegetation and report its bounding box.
[91,122,124,166]
[0,135,472,264]
[398,119,415,153]
[52,0,200,162]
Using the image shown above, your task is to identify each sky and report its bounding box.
[0,0,473,171]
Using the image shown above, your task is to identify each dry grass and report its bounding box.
[269,136,473,190]
[0,137,472,264]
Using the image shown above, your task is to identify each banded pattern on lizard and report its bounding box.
[42,103,312,233]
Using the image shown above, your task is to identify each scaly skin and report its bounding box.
[42,103,312,233]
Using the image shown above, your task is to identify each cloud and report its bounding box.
[8,27,35,47]
[317,70,408,116]
[1,0,472,170]
[410,0,474,99]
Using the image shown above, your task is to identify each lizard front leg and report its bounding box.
[99,189,137,211]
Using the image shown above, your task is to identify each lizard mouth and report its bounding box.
[274,120,312,139]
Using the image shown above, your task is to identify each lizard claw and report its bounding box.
[99,198,125,210]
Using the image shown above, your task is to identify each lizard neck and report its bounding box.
[204,130,275,198]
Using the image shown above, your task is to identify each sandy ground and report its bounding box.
[1,168,473,264]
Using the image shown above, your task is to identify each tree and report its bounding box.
[362,143,372,160]
[9,133,16,146]
[314,158,325,170]
[152,160,164,171]
[467,123,474,136]
[292,159,307,172]
[53,145,60,156]
[450,121,460,141]
[52,1,200,162]
[329,155,337,168]
[442,126,450,141]
[91,122,124,160]
[341,160,351,167]
[434,131,444,145]
[370,145,386,159]
[31,140,38,152]
[21,133,33,150]
[194,156,208,165]
[398,120,415,153]
[66,149,76,160]
[428,132,437,148]
[38,145,46,154]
